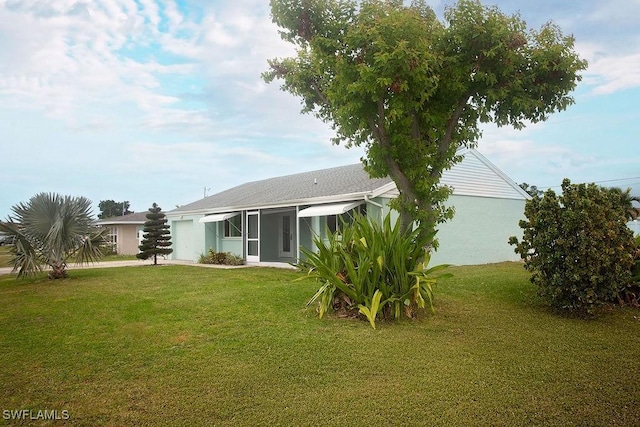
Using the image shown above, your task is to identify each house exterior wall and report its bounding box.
[167,195,525,266]
[367,197,394,222]
[201,219,244,256]
[298,216,316,258]
[363,195,524,265]
[204,222,218,253]
[219,233,243,256]
[430,194,525,265]
[171,218,200,261]
[117,224,142,255]
[165,150,528,265]
[441,150,527,199]
[99,223,143,255]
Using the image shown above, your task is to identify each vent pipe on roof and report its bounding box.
[314,178,317,185]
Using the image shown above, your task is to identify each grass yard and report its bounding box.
[0,263,638,426]
[101,254,138,262]
[0,247,137,269]
[0,247,11,268]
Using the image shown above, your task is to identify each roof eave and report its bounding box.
[166,189,387,217]
[467,149,531,200]
[96,221,146,225]
[370,182,398,198]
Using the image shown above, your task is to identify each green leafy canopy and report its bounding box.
[265,0,587,246]
[98,200,132,219]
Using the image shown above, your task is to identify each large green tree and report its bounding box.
[607,187,640,221]
[136,203,173,265]
[0,193,107,279]
[519,182,543,198]
[264,0,587,247]
[98,200,133,219]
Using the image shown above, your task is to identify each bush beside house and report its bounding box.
[300,214,450,329]
[509,179,636,315]
[199,249,244,266]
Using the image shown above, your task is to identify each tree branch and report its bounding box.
[310,79,330,107]
[368,99,422,231]
[440,95,470,155]
[430,95,470,180]
[411,111,421,141]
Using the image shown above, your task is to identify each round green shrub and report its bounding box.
[509,179,635,316]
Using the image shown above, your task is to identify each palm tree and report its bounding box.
[608,187,640,221]
[625,194,640,221]
[0,193,107,279]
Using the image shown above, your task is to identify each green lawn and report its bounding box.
[0,247,137,269]
[0,263,638,426]
[0,246,11,268]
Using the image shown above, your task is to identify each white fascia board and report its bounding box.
[198,212,241,223]
[298,201,364,218]
[371,182,398,198]
[467,149,532,200]
[169,192,377,217]
[96,221,145,225]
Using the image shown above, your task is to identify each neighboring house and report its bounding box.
[96,212,148,255]
[166,149,530,266]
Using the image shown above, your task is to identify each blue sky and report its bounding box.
[1,0,638,218]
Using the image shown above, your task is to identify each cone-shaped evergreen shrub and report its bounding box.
[136,203,173,265]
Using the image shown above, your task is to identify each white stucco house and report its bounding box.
[166,149,530,266]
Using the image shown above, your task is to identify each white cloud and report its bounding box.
[578,43,640,95]
[0,0,199,123]
[477,122,601,187]
[0,0,311,146]
[2,0,635,219]
[566,0,640,95]
[481,137,595,173]
[585,0,640,29]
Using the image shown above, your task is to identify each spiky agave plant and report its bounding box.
[0,193,107,279]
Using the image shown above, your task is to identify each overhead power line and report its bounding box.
[539,176,640,190]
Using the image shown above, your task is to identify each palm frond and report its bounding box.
[2,193,105,278]
[0,220,43,277]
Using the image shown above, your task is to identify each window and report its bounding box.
[106,226,118,245]
[326,205,367,234]
[327,215,337,234]
[224,215,242,238]
[105,226,118,254]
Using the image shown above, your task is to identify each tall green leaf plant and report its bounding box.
[300,213,450,328]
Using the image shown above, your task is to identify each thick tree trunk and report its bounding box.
[49,261,68,279]
[398,204,415,235]
[369,100,437,250]
[388,167,437,252]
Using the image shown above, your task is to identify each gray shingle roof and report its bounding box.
[96,212,149,224]
[169,149,529,215]
[171,163,393,214]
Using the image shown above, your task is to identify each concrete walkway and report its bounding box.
[0,259,296,276]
